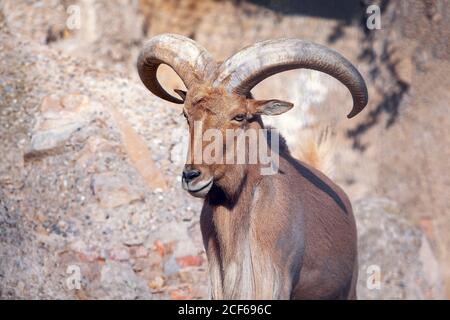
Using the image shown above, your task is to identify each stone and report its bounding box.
[108,106,168,190]
[176,255,204,268]
[26,94,95,155]
[109,246,130,261]
[91,172,143,209]
[39,95,63,113]
[89,261,152,300]
[61,94,90,112]
[148,276,165,290]
[146,222,198,258]
[170,289,192,300]
[394,57,414,85]
[163,255,180,277]
[355,197,445,299]
[129,245,148,258]
[68,240,100,263]
[28,116,85,154]
[76,136,119,167]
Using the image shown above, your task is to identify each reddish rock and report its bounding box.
[419,217,436,242]
[76,251,100,263]
[176,255,204,268]
[170,289,192,300]
[147,252,163,268]
[39,95,63,113]
[153,240,166,257]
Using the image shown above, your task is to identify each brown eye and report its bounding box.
[232,114,246,122]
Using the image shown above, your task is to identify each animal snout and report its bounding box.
[181,166,213,198]
[182,168,201,183]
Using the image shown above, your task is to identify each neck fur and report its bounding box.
[205,165,265,299]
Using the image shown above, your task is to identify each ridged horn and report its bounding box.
[213,39,368,118]
[137,33,216,103]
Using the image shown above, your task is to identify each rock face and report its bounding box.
[355,198,444,299]
[91,172,143,209]
[0,6,205,299]
[94,261,152,300]
[27,94,98,156]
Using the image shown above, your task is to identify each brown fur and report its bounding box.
[137,34,367,300]
[292,126,335,178]
[182,85,358,300]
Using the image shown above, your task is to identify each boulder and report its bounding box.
[91,261,152,300]
[355,197,445,299]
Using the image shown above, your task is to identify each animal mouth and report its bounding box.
[186,178,213,197]
[189,179,213,192]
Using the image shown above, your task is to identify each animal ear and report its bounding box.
[247,99,294,116]
[174,89,187,101]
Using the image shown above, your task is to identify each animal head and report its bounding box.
[137,34,368,199]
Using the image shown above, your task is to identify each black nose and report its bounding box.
[182,169,201,183]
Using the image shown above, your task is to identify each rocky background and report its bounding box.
[0,0,449,299]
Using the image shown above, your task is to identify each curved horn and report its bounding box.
[213,39,368,118]
[137,33,215,103]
